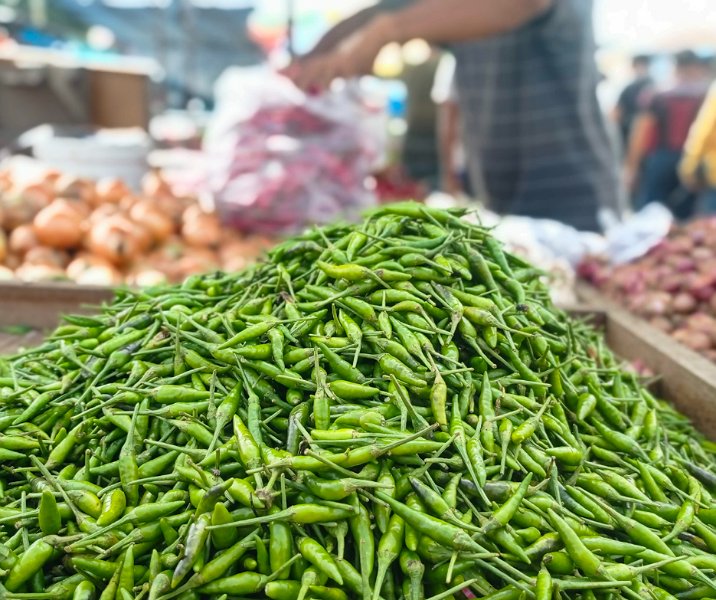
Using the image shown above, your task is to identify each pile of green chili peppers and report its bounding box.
[0,202,715,600]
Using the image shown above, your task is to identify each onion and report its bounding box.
[89,204,122,225]
[129,200,173,243]
[248,235,275,252]
[66,254,116,280]
[24,246,70,268]
[672,292,697,314]
[698,258,716,275]
[666,254,695,273]
[688,274,716,302]
[156,195,191,228]
[672,328,712,351]
[222,255,249,273]
[178,248,218,278]
[690,228,707,246]
[182,211,221,248]
[677,258,696,273]
[659,273,684,293]
[156,235,185,260]
[33,199,84,249]
[131,222,153,253]
[0,265,14,281]
[219,239,253,264]
[642,292,671,316]
[182,204,204,224]
[145,248,182,282]
[71,264,123,286]
[41,170,62,187]
[126,264,168,287]
[95,178,130,205]
[22,183,53,212]
[87,216,143,265]
[668,236,694,254]
[142,171,173,199]
[119,195,140,213]
[1,185,49,229]
[4,252,21,270]
[686,313,716,343]
[53,175,94,204]
[692,246,713,261]
[8,225,40,255]
[15,263,67,282]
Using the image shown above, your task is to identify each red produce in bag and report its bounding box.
[205,67,383,235]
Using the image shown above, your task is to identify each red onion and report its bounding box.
[672,292,697,314]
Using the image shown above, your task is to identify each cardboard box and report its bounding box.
[0,44,155,146]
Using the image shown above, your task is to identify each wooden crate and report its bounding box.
[0,281,114,355]
[0,281,114,329]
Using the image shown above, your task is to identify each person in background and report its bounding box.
[283,0,620,233]
[432,52,472,197]
[399,42,443,189]
[626,50,711,218]
[613,54,653,153]
[679,80,716,213]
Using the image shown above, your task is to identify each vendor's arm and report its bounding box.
[307,7,381,57]
[285,0,553,90]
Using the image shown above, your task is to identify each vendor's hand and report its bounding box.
[282,14,395,92]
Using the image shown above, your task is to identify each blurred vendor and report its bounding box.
[284,0,620,232]
[680,80,716,214]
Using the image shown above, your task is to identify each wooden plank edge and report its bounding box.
[0,281,116,328]
[576,282,716,438]
[0,280,115,303]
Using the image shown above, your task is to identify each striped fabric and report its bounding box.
[452,0,619,231]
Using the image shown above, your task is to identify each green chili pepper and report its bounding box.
[371,513,404,600]
[38,489,61,535]
[5,538,55,591]
[72,579,95,600]
[297,536,343,585]
[546,509,601,577]
[350,499,374,598]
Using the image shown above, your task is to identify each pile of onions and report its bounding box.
[0,168,276,286]
[579,217,716,361]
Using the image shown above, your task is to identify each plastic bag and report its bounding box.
[204,67,383,235]
[603,202,673,265]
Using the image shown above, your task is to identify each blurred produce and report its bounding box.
[0,167,275,286]
[372,166,427,204]
[579,217,716,360]
[206,69,382,235]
